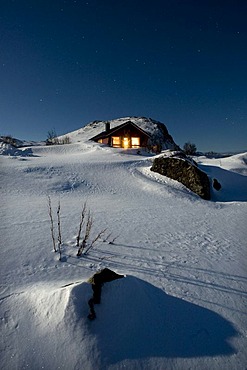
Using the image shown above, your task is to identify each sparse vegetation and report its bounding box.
[48,197,107,261]
[103,232,120,245]
[57,200,62,260]
[46,129,58,145]
[76,202,87,247]
[46,129,71,145]
[61,136,71,144]
[183,141,197,155]
[84,228,107,255]
[48,196,57,252]
[77,210,93,256]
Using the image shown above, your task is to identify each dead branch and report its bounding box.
[48,196,57,252]
[76,202,87,247]
[109,234,120,245]
[84,228,107,255]
[103,232,112,242]
[57,200,62,260]
[77,210,93,256]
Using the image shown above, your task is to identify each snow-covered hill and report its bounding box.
[0,136,246,369]
[58,116,179,150]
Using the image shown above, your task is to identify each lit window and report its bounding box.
[131,137,140,148]
[112,136,121,147]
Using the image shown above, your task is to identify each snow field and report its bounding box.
[0,142,247,369]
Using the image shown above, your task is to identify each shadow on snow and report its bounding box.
[66,276,238,367]
[199,164,247,202]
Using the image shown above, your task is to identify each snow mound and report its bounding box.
[196,152,247,201]
[64,276,237,369]
[0,142,36,157]
[197,152,247,175]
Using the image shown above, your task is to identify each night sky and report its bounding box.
[1,0,246,152]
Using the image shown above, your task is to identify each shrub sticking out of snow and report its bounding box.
[47,197,108,260]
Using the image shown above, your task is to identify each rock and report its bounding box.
[213,178,222,191]
[88,268,125,286]
[151,156,211,200]
[87,268,125,319]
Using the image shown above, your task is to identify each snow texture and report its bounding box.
[0,121,247,369]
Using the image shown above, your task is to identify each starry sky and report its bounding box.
[1,0,246,152]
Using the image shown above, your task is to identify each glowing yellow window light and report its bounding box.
[131,137,140,148]
[112,137,121,147]
[123,137,129,148]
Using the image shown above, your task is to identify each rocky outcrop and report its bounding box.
[151,155,211,200]
[143,118,180,152]
[87,268,125,320]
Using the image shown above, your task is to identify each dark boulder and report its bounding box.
[213,178,222,191]
[87,268,125,320]
[151,156,211,200]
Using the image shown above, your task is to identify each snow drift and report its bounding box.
[1,277,237,370]
[1,125,246,369]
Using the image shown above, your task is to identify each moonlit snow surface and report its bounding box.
[1,136,246,369]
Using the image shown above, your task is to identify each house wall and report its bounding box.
[93,122,150,148]
[108,124,149,148]
[98,138,109,145]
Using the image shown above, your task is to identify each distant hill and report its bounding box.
[0,135,43,148]
[0,135,45,156]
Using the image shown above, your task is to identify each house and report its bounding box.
[90,120,151,149]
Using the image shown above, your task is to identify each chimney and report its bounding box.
[105,122,110,133]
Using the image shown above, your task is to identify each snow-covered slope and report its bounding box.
[0,138,246,369]
[195,153,247,202]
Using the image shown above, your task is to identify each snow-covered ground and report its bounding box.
[0,138,247,369]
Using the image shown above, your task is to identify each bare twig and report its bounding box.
[57,200,62,260]
[103,231,119,245]
[77,210,93,256]
[76,202,87,247]
[84,210,93,242]
[48,196,57,252]
[109,234,120,245]
[84,228,107,255]
[103,232,112,242]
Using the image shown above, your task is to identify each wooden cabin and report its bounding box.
[90,121,151,149]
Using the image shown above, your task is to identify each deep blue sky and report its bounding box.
[1,0,246,152]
